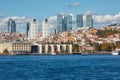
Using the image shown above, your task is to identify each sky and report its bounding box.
[0,0,120,33]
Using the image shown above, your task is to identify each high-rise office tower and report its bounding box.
[28,19,38,39]
[77,14,83,28]
[64,15,72,31]
[62,16,66,32]
[42,19,50,38]
[86,15,93,28]
[8,19,16,33]
[26,23,29,37]
[57,14,64,33]
[57,14,72,33]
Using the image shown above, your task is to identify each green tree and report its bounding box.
[72,44,79,52]
[101,43,113,51]
[97,29,120,38]
[3,49,9,54]
[93,43,101,51]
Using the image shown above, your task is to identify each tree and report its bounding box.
[97,29,120,38]
[93,43,101,51]
[116,43,120,48]
[101,43,113,51]
[3,49,9,54]
[72,44,79,52]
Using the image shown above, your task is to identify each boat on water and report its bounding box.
[112,51,120,55]
[112,49,120,55]
[50,51,57,55]
[51,53,56,55]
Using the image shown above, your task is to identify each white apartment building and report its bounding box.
[28,19,38,40]
[42,19,50,38]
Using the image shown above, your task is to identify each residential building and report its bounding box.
[42,19,50,38]
[28,19,38,40]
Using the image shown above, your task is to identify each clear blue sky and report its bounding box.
[0,0,120,19]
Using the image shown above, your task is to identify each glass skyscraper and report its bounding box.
[57,14,72,33]
[65,15,72,31]
[77,14,83,28]
[57,14,64,33]
[8,19,16,33]
[26,23,29,37]
[86,15,93,28]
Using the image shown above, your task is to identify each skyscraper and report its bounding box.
[42,19,50,38]
[8,19,16,33]
[64,15,72,31]
[77,14,83,28]
[86,15,93,28]
[57,14,72,33]
[26,23,29,37]
[57,14,64,33]
[62,15,67,32]
[28,19,38,39]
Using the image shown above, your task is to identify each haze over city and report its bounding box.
[0,0,120,33]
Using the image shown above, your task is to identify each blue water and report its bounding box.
[0,55,120,80]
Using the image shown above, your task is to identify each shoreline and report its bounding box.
[0,52,112,56]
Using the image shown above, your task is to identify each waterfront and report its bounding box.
[0,55,120,80]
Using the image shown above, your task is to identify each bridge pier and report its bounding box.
[57,44,60,53]
[68,44,72,54]
[62,44,66,51]
[45,44,48,54]
[50,45,54,53]
[39,44,42,54]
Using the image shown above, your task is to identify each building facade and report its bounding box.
[28,19,38,40]
[0,42,12,54]
[0,42,31,55]
[57,14,64,33]
[26,23,29,37]
[57,14,72,33]
[31,43,73,54]
[42,19,50,38]
[8,19,16,33]
[64,15,72,31]
[86,15,93,28]
[77,14,83,28]
[12,42,31,54]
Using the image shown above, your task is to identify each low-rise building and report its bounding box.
[0,42,12,54]
[12,42,31,54]
[0,41,31,55]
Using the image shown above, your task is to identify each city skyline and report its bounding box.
[0,0,120,33]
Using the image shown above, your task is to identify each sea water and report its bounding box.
[0,55,120,80]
